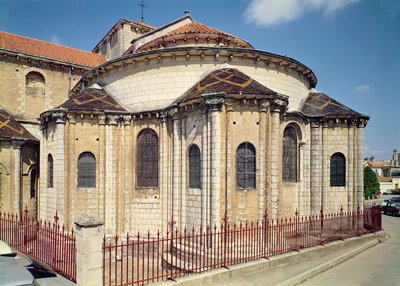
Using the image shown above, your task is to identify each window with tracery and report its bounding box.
[282,127,298,182]
[188,144,201,188]
[77,152,96,188]
[137,129,158,188]
[236,142,256,189]
[330,153,346,187]
[47,154,53,188]
[26,71,45,98]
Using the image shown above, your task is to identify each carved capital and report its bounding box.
[259,100,270,113]
[270,97,288,113]
[160,111,168,122]
[310,120,321,128]
[357,118,368,128]
[123,115,132,126]
[67,113,76,124]
[98,115,106,125]
[52,112,67,124]
[11,139,25,149]
[225,98,236,112]
[106,114,119,125]
[203,92,226,112]
[168,108,179,119]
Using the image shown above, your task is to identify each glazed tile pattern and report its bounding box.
[0,108,37,140]
[59,88,126,111]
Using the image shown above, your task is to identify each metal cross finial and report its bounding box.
[138,0,147,22]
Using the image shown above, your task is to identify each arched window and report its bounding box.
[188,145,201,188]
[26,71,45,97]
[282,127,298,182]
[330,153,346,187]
[77,152,96,188]
[236,142,256,189]
[30,169,37,198]
[47,154,53,188]
[137,129,158,188]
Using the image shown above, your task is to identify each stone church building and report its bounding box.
[0,13,368,234]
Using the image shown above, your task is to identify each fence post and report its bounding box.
[74,214,103,286]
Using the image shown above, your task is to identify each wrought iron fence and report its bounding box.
[103,207,381,286]
[0,208,76,282]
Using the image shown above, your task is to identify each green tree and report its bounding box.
[364,165,380,199]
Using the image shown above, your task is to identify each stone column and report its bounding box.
[160,112,169,232]
[299,141,306,214]
[98,115,106,228]
[258,101,268,220]
[171,109,181,227]
[67,114,76,230]
[11,139,24,214]
[225,100,235,215]
[357,120,366,210]
[53,112,66,221]
[204,94,224,226]
[75,215,103,286]
[310,121,322,215]
[105,115,119,233]
[347,121,355,213]
[321,122,328,211]
[180,115,187,228]
[270,109,280,220]
[201,110,209,227]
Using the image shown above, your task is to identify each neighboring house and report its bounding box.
[364,160,400,193]
[2,13,369,235]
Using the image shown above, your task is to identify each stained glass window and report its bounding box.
[330,153,346,187]
[189,144,201,188]
[77,152,96,188]
[236,142,256,189]
[282,127,297,182]
[47,154,53,188]
[137,129,158,188]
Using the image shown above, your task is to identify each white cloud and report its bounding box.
[355,84,371,93]
[49,35,62,45]
[244,0,361,26]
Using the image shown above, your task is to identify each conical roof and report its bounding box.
[59,87,126,112]
[301,92,366,118]
[0,107,38,141]
[175,68,277,105]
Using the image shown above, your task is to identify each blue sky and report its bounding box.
[1,0,399,160]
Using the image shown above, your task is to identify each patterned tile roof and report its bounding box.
[175,68,277,104]
[301,92,364,118]
[134,21,253,53]
[0,31,106,67]
[58,87,126,112]
[0,107,37,141]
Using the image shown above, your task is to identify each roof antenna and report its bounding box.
[138,0,146,22]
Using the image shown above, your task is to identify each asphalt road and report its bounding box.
[300,214,400,286]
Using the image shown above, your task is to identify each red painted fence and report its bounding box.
[103,207,381,286]
[0,208,76,282]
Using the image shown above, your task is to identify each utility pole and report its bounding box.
[138,0,146,22]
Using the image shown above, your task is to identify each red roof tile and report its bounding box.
[0,31,106,67]
[367,161,392,168]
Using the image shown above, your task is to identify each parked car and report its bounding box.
[0,256,34,286]
[390,197,400,203]
[0,240,56,281]
[381,202,400,215]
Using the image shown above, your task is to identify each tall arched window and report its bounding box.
[330,153,346,187]
[188,144,201,188]
[282,126,298,182]
[47,154,53,188]
[26,71,45,97]
[30,169,37,198]
[236,142,256,189]
[137,129,158,188]
[77,152,96,188]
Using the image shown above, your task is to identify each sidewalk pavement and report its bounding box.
[165,231,387,286]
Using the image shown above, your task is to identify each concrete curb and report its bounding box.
[163,231,386,286]
[274,239,379,286]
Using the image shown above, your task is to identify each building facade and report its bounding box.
[1,14,369,235]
